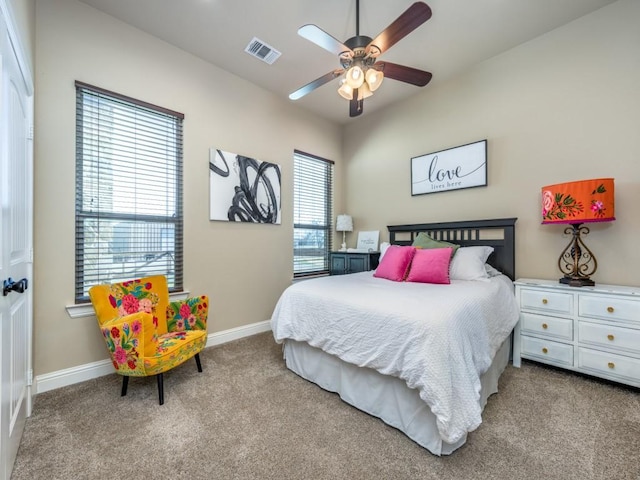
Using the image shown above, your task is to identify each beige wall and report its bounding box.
[7,0,35,75]
[33,0,639,379]
[344,0,639,287]
[34,0,343,375]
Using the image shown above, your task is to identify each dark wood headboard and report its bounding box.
[387,218,517,280]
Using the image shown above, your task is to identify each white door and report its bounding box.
[0,4,33,479]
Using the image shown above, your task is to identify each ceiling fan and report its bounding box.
[289,1,433,118]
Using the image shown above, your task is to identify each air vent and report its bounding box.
[244,37,281,65]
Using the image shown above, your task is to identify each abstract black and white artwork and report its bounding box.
[209,148,282,224]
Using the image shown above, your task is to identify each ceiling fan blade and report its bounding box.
[349,92,363,118]
[373,61,432,87]
[289,69,344,100]
[298,24,353,57]
[366,2,432,57]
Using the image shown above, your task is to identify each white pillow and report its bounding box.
[449,246,494,281]
[379,242,391,261]
[484,263,502,278]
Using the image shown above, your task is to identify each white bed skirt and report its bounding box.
[283,336,511,456]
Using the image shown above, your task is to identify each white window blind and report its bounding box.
[293,150,334,277]
[75,81,184,302]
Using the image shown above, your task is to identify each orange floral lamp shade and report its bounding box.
[541,178,615,224]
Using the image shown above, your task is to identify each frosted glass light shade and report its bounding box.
[345,66,364,89]
[338,81,354,100]
[357,83,373,101]
[365,68,384,91]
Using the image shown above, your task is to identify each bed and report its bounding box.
[271,218,519,455]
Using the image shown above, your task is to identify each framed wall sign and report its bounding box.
[411,139,487,196]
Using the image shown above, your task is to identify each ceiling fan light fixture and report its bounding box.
[345,65,365,89]
[338,81,354,100]
[357,82,373,101]
[290,0,433,118]
[365,68,384,91]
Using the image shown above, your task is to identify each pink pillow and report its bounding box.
[373,246,416,282]
[405,247,454,284]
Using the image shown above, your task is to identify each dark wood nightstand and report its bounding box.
[329,251,380,275]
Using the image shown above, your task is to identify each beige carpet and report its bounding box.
[12,332,640,480]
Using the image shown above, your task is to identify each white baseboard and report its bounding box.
[35,319,273,394]
[203,319,271,347]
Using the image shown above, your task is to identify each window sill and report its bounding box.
[65,290,191,319]
[292,273,329,284]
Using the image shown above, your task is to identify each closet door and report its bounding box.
[0,4,34,479]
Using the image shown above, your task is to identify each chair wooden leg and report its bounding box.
[121,376,129,397]
[157,373,164,405]
[195,353,203,373]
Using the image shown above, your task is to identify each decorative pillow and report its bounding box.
[405,247,454,284]
[412,232,460,257]
[373,246,416,282]
[449,246,495,281]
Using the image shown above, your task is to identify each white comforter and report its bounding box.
[271,271,519,444]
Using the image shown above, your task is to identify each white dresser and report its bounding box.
[513,278,640,388]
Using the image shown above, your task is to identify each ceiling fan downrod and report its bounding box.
[345,0,373,53]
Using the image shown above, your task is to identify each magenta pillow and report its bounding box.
[405,247,454,284]
[373,246,416,282]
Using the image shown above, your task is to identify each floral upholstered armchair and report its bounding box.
[89,275,208,405]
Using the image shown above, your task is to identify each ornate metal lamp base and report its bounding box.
[559,275,595,287]
[557,223,598,288]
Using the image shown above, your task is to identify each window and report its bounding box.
[75,81,183,302]
[293,150,334,277]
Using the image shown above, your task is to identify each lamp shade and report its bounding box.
[338,81,354,100]
[336,214,353,232]
[541,178,615,225]
[345,66,364,89]
[365,68,384,91]
[356,82,373,101]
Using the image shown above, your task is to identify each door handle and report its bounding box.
[2,277,28,296]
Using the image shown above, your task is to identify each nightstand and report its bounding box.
[513,278,640,388]
[329,251,380,275]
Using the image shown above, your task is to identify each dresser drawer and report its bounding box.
[578,347,640,385]
[515,279,640,388]
[520,312,573,341]
[579,294,640,325]
[520,289,573,316]
[578,321,640,356]
[521,335,573,366]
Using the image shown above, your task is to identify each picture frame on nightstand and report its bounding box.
[356,231,379,252]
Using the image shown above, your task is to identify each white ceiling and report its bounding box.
[77,0,616,125]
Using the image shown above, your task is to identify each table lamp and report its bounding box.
[541,178,615,287]
[336,214,353,252]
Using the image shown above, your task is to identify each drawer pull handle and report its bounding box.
[607,334,614,341]
[607,306,614,313]
[542,347,548,354]
[542,323,548,329]
[608,362,615,369]
[542,299,548,305]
